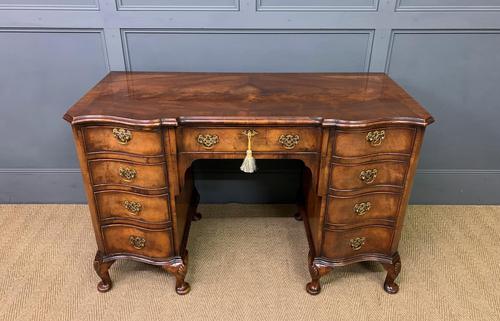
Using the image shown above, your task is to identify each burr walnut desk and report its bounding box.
[64,72,433,295]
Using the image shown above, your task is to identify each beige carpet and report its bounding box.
[0,204,498,321]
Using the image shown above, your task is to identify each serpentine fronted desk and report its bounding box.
[64,72,434,295]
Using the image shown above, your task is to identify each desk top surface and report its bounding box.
[64,72,434,128]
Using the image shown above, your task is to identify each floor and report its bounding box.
[0,204,498,321]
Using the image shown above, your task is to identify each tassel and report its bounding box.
[240,150,256,173]
[240,130,257,173]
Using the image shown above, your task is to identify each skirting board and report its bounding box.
[0,169,499,204]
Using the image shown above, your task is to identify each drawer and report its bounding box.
[334,127,415,158]
[322,226,393,259]
[101,224,173,259]
[326,192,401,225]
[178,127,321,153]
[83,126,163,156]
[89,159,166,189]
[329,160,407,191]
[95,191,170,223]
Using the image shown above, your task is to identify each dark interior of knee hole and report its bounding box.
[191,159,308,204]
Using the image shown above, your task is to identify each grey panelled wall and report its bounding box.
[0,0,499,204]
[122,30,373,72]
[117,0,239,10]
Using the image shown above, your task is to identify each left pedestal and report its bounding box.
[70,124,194,295]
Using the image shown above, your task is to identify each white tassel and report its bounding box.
[240,130,257,173]
[240,149,257,173]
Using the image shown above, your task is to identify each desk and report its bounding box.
[64,72,434,295]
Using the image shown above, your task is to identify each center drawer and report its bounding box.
[178,127,321,153]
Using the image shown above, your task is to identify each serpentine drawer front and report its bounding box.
[64,72,433,296]
[333,127,415,158]
[101,224,174,259]
[94,190,170,224]
[83,126,163,156]
[88,159,167,190]
[329,160,408,191]
[321,226,394,259]
[325,192,401,226]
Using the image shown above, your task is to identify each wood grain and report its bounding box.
[333,127,415,158]
[101,224,174,259]
[83,125,163,156]
[64,72,434,128]
[178,126,321,153]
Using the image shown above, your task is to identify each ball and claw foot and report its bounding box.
[97,281,112,293]
[306,281,321,295]
[294,212,303,221]
[382,253,401,294]
[192,212,202,221]
[175,282,191,295]
[384,280,399,294]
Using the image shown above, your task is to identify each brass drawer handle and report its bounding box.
[366,130,385,146]
[113,128,132,145]
[360,169,378,184]
[278,134,300,149]
[119,167,137,182]
[350,237,366,251]
[197,134,219,149]
[129,235,146,250]
[123,200,142,215]
[354,202,371,216]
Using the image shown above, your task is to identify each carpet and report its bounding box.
[0,204,498,321]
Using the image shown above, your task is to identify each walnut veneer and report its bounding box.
[64,72,433,295]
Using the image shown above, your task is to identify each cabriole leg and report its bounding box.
[163,251,191,295]
[306,252,332,295]
[93,251,115,293]
[382,252,402,294]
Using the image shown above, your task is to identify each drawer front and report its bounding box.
[102,224,173,259]
[83,126,163,156]
[334,127,415,158]
[329,161,407,191]
[179,127,321,153]
[326,192,401,225]
[95,191,169,223]
[322,226,393,259]
[89,159,166,189]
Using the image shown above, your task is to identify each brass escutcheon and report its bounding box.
[129,235,146,250]
[112,128,132,145]
[359,169,378,184]
[123,200,142,215]
[197,134,219,149]
[366,130,385,146]
[119,167,137,182]
[350,237,366,251]
[242,129,258,137]
[278,134,300,149]
[354,202,371,216]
